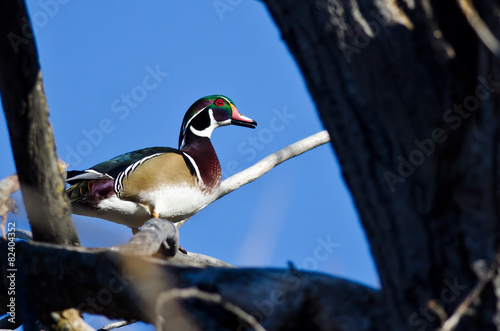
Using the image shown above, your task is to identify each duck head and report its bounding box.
[179,95,257,149]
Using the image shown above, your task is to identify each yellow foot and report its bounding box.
[152,212,160,219]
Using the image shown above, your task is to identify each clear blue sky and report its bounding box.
[0,1,379,329]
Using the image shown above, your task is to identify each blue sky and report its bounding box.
[0,1,378,329]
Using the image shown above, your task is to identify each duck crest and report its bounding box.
[181,136,221,194]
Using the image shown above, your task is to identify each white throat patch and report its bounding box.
[189,109,218,138]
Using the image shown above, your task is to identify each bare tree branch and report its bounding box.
[437,253,500,331]
[0,239,383,331]
[456,0,500,57]
[155,287,267,331]
[97,320,137,331]
[215,130,330,201]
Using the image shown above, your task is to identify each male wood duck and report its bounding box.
[66,95,257,230]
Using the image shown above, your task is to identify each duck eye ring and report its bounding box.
[215,98,225,107]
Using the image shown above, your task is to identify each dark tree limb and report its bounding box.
[0,0,79,246]
[0,240,383,331]
[262,0,500,329]
[0,0,82,329]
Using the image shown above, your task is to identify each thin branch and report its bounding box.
[438,253,500,331]
[172,130,330,230]
[457,0,500,57]
[155,287,267,331]
[170,130,330,231]
[97,320,137,331]
[215,130,330,201]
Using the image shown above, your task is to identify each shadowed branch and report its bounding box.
[0,239,382,331]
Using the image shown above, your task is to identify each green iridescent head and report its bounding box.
[179,95,257,148]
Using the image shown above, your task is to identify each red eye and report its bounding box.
[215,98,225,107]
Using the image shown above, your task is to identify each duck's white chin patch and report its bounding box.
[139,184,213,222]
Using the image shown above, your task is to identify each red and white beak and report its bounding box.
[230,104,257,128]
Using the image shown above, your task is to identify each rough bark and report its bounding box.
[0,0,80,246]
[113,218,233,268]
[262,0,500,330]
[0,239,384,331]
[0,1,82,329]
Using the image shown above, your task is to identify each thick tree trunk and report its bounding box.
[0,0,80,246]
[263,0,500,329]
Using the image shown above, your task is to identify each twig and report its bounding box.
[97,320,137,331]
[214,130,330,200]
[155,287,267,331]
[428,299,448,325]
[457,0,500,57]
[439,253,500,331]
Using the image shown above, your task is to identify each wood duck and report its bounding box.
[66,95,257,229]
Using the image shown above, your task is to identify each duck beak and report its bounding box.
[230,104,257,128]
